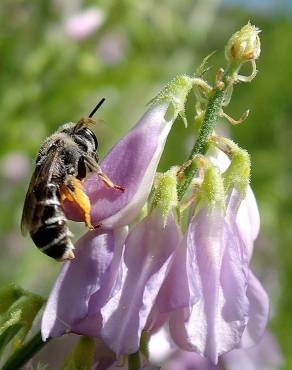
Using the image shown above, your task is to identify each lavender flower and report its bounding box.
[100,208,180,356]
[157,157,268,364]
[42,77,192,342]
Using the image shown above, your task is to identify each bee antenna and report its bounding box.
[89,98,106,118]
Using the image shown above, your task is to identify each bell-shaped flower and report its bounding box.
[42,168,182,360]
[65,75,193,229]
[42,76,192,348]
[160,158,268,364]
[100,168,182,356]
[41,226,128,340]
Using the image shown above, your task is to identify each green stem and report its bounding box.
[177,87,225,200]
[1,331,49,370]
[128,351,141,370]
[140,331,149,360]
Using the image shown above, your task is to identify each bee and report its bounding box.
[21,98,123,261]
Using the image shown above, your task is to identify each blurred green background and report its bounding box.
[0,0,291,368]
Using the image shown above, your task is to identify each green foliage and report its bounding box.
[0,284,45,364]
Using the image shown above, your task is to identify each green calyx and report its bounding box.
[224,147,250,196]
[151,74,193,125]
[151,167,178,225]
[197,160,225,211]
[210,136,251,196]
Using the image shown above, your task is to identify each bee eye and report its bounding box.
[74,128,98,153]
[83,128,98,152]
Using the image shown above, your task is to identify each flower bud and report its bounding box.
[225,23,261,65]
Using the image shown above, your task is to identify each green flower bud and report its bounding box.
[223,147,251,197]
[225,22,261,65]
[209,136,251,196]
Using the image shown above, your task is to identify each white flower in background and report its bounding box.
[64,7,105,40]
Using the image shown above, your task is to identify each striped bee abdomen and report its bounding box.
[30,184,74,260]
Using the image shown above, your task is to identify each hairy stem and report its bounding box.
[1,332,49,370]
[177,87,225,200]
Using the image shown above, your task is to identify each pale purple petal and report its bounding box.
[144,305,170,333]
[65,103,174,229]
[41,227,127,340]
[245,186,260,241]
[156,226,200,313]
[169,206,249,364]
[227,187,259,261]
[101,210,181,356]
[237,186,260,259]
[223,331,283,370]
[64,7,105,40]
[240,271,269,348]
[165,351,221,370]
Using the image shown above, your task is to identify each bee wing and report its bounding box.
[21,147,61,235]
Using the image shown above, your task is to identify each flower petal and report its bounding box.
[144,305,170,333]
[100,210,181,356]
[240,271,269,348]
[169,206,249,364]
[65,103,174,229]
[41,227,127,340]
[223,331,283,370]
[156,228,200,313]
[165,351,221,370]
[227,186,259,261]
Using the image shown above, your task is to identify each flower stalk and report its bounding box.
[177,86,225,201]
[128,351,141,370]
[1,331,48,370]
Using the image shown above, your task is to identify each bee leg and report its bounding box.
[84,156,125,192]
[61,176,94,230]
